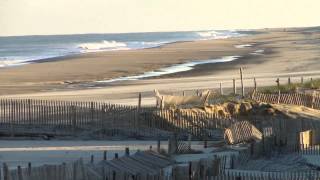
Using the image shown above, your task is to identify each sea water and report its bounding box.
[0,30,246,68]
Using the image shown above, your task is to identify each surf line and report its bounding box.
[97,56,241,83]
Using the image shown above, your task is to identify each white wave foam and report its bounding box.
[78,40,128,51]
[235,44,252,48]
[250,49,264,55]
[97,56,240,83]
[0,59,30,68]
[197,30,220,38]
[77,40,169,53]
[197,30,244,40]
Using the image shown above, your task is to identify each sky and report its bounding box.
[1,0,320,36]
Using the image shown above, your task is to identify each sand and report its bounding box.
[0,140,208,168]
[1,27,320,104]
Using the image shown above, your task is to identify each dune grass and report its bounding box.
[259,78,320,93]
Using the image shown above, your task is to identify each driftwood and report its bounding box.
[154,89,211,108]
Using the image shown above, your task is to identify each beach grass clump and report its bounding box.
[302,79,320,89]
[259,78,320,94]
[208,94,242,104]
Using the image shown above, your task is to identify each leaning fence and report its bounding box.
[252,91,320,109]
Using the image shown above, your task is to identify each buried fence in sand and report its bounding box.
[0,98,234,139]
[2,145,320,180]
[1,91,320,140]
[1,76,320,179]
[0,72,319,138]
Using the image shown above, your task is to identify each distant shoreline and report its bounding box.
[0,27,319,97]
[0,30,247,68]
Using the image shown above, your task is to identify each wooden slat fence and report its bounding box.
[220,169,320,180]
[154,110,236,139]
[238,137,320,159]
[2,159,93,180]
[0,99,156,137]
[278,143,320,155]
[0,99,235,139]
[252,92,320,109]
[3,149,320,180]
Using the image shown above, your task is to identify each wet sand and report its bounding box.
[1,27,320,103]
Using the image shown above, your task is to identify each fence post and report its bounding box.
[17,166,23,180]
[288,77,291,85]
[103,151,107,161]
[276,77,281,104]
[199,163,204,180]
[157,139,161,153]
[188,162,192,180]
[277,90,281,104]
[28,99,32,126]
[301,77,304,84]
[212,155,220,177]
[73,161,77,180]
[220,83,223,95]
[10,100,14,137]
[233,78,237,94]
[311,91,316,109]
[183,91,185,96]
[136,93,142,128]
[250,142,254,157]
[254,77,257,92]
[262,135,265,155]
[28,162,32,177]
[62,162,66,180]
[125,147,130,156]
[188,134,192,150]
[3,163,8,180]
[90,155,94,164]
[112,171,116,180]
[230,155,234,169]
[276,78,280,88]
[240,67,244,98]
[72,105,76,134]
[160,96,164,109]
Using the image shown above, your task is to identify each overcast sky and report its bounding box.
[1,0,320,36]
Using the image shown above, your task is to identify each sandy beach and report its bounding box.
[1,27,320,104]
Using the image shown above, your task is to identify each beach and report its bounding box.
[1,27,320,104]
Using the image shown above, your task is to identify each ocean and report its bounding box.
[0,30,246,68]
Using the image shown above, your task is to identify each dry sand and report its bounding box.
[1,27,320,104]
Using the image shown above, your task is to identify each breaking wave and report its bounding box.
[196,30,244,40]
[77,40,169,52]
[78,40,129,51]
[0,59,30,68]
